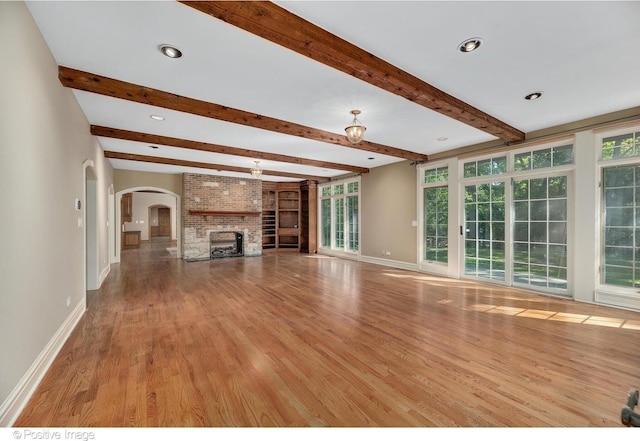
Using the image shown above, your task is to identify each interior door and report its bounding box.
[158,207,171,237]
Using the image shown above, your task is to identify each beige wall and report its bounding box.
[114,169,182,195]
[361,160,418,264]
[0,2,113,425]
[126,192,178,241]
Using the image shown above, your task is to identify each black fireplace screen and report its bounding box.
[210,231,243,259]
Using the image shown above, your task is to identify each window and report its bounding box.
[601,165,638,287]
[459,143,573,295]
[346,195,359,251]
[320,199,331,247]
[422,166,449,263]
[601,131,640,160]
[513,175,568,289]
[600,129,640,289]
[464,181,506,281]
[463,155,507,178]
[514,144,574,171]
[318,177,360,254]
[335,198,344,249]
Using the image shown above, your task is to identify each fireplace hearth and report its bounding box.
[210,231,244,259]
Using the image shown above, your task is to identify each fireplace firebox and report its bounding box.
[210,231,244,259]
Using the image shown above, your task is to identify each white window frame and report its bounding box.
[318,176,361,259]
[458,139,575,297]
[417,158,458,277]
[594,124,640,310]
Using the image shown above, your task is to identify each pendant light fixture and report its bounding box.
[250,160,262,179]
[345,110,366,144]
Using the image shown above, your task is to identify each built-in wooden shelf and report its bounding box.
[188,210,261,217]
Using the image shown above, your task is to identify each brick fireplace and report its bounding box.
[182,173,261,261]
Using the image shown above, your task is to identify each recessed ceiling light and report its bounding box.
[458,38,482,53]
[150,114,164,121]
[525,91,543,101]
[159,44,182,59]
[437,137,448,142]
[367,157,375,160]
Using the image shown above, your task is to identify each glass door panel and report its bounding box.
[464,181,506,281]
[512,176,568,292]
[346,196,359,251]
[320,199,331,247]
[424,186,448,262]
[334,199,344,249]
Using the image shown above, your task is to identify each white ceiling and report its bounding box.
[25,1,640,182]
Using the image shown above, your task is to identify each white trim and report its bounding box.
[317,176,361,255]
[458,141,575,296]
[416,261,449,277]
[318,248,359,261]
[594,126,640,308]
[359,255,420,272]
[0,300,85,427]
[417,158,458,278]
[108,185,116,265]
[99,264,110,286]
[82,160,99,291]
[595,288,640,312]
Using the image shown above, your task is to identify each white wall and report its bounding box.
[0,2,113,425]
[572,130,599,305]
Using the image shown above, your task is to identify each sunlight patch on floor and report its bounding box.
[461,302,640,330]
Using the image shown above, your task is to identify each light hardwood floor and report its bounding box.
[14,239,640,427]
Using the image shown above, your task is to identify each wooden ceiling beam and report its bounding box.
[91,125,369,174]
[104,151,331,182]
[181,1,525,143]
[59,66,428,162]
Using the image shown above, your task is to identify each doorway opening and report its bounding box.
[84,163,99,296]
[114,187,181,263]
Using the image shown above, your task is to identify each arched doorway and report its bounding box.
[84,161,99,291]
[114,186,181,263]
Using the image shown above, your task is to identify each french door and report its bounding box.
[512,175,568,291]
[464,181,507,282]
[463,173,570,295]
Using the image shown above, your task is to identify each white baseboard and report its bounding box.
[0,299,86,427]
[359,255,419,272]
[99,264,110,287]
[595,289,640,312]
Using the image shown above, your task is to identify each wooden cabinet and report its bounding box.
[261,182,276,250]
[123,231,141,249]
[261,181,317,252]
[121,192,133,223]
[276,183,300,250]
[300,180,318,254]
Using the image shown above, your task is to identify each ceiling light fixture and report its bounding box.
[150,114,164,121]
[345,110,366,144]
[458,38,482,53]
[525,91,543,101]
[159,44,182,59]
[250,160,262,179]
